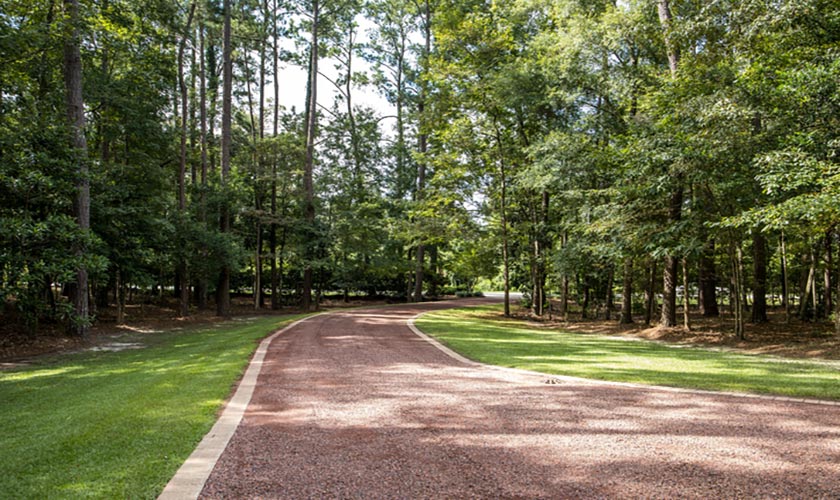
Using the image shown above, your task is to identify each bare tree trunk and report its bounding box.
[698,239,719,316]
[429,245,439,297]
[682,257,691,331]
[501,172,510,317]
[824,231,832,318]
[811,248,818,319]
[301,0,319,312]
[177,2,196,318]
[800,250,815,320]
[414,0,432,303]
[730,239,745,340]
[751,231,768,323]
[661,187,683,327]
[834,231,840,335]
[196,9,208,310]
[657,0,682,328]
[560,231,569,321]
[604,266,614,321]
[270,0,280,309]
[494,123,510,317]
[657,0,680,76]
[115,268,125,325]
[781,232,790,323]
[217,0,233,317]
[532,191,549,317]
[620,257,634,324]
[581,279,590,320]
[63,0,90,337]
[644,259,656,325]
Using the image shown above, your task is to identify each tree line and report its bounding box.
[1,0,838,337]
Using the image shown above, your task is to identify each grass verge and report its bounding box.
[415,306,840,400]
[0,313,310,499]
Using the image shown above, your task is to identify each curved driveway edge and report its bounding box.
[158,313,321,499]
[164,299,840,498]
[407,314,840,408]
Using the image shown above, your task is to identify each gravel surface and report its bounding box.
[201,300,840,498]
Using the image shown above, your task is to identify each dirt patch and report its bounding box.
[497,304,840,360]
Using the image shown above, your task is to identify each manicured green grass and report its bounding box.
[416,306,840,400]
[0,313,310,499]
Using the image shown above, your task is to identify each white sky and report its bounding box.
[272,16,395,121]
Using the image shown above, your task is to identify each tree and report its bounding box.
[177,1,197,317]
[217,0,233,317]
[62,0,91,337]
[301,0,319,311]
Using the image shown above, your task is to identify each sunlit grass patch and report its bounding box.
[0,313,309,499]
[416,306,840,400]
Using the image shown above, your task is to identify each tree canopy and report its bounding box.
[1,0,838,335]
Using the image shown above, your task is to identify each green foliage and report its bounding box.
[3,0,839,331]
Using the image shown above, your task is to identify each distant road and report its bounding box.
[480,291,523,300]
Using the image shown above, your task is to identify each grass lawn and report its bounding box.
[0,313,310,499]
[415,305,840,400]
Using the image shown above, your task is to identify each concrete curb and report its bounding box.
[407,313,840,408]
[158,313,323,500]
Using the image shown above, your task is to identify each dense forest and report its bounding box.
[1,0,838,338]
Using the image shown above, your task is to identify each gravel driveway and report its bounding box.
[200,300,840,498]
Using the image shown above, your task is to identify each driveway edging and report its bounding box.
[158,313,323,500]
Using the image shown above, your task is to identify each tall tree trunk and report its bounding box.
[698,238,719,316]
[63,0,90,337]
[429,245,439,297]
[581,278,590,320]
[800,251,815,320]
[115,268,125,325]
[661,187,683,327]
[682,257,691,331]
[241,54,261,309]
[781,232,790,323]
[834,231,840,335]
[657,0,682,328]
[414,0,432,303]
[559,231,569,321]
[196,9,208,309]
[657,0,680,76]
[217,0,233,317]
[824,231,832,319]
[395,32,407,198]
[501,174,510,317]
[620,257,633,324]
[532,190,549,317]
[301,0,319,312]
[177,2,196,318]
[731,241,745,340]
[604,266,614,321]
[644,259,656,325]
[751,231,768,323]
[270,0,280,309]
[494,123,510,317]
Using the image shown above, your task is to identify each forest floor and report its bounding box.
[505,304,840,360]
[0,295,393,365]
[3,297,838,365]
